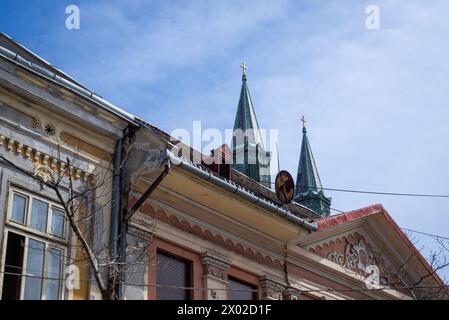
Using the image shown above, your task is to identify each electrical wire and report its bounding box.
[271,182,449,198]
[401,228,449,241]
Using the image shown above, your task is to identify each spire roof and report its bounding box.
[232,63,265,149]
[295,124,323,194]
[231,62,271,188]
[294,117,331,216]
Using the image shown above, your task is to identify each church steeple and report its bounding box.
[231,62,271,188]
[294,116,331,216]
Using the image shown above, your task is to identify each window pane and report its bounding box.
[228,278,257,300]
[44,248,62,300]
[51,208,65,237]
[30,199,48,233]
[11,193,27,224]
[24,239,44,300]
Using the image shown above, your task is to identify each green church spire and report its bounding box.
[294,116,331,216]
[231,62,271,188]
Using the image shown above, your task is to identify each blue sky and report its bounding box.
[1,0,449,280]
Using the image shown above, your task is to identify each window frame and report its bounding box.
[6,187,68,243]
[2,186,69,300]
[1,228,66,300]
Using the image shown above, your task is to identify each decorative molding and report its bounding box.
[309,232,401,286]
[260,276,286,300]
[138,201,284,270]
[16,143,23,154]
[34,164,54,183]
[25,147,32,159]
[50,158,57,169]
[7,139,14,151]
[128,225,153,242]
[34,150,41,162]
[0,134,91,182]
[201,252,230,281]
[283,287,301,300]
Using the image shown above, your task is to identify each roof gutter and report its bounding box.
[166,150,318,232]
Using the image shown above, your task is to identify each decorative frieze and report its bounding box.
[260,276,286,300]
[138,202,285,270]
[0,134,91,182]
[309,232,399,286]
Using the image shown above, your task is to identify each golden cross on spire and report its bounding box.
[240,62,247,76]
[300,115,307,128]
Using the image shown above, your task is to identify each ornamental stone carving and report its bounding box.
[34,164,54,183]
[283,287,301,300]
[201,253,230,281]
[260,276,286,300]
[310,232,398,286]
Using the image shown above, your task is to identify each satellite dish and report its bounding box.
[275,170,295,204]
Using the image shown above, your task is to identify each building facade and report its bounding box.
[0,33,136,300]
[0,33,446,300]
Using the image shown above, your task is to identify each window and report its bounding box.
[1,188,67,300]
[2,231,64,300]
[7,188,66,238]
[228,277,257,300]
[156,251,192,300]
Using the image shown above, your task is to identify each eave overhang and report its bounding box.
[132,150,317,242]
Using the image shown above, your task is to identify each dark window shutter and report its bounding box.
[228,278,257,300]
[156,251,191,300]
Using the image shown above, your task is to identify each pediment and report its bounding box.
[308,230,404,287]
[296,204,446,298]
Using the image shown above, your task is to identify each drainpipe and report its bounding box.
[110,137,122,265]
[110,125,135,299]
